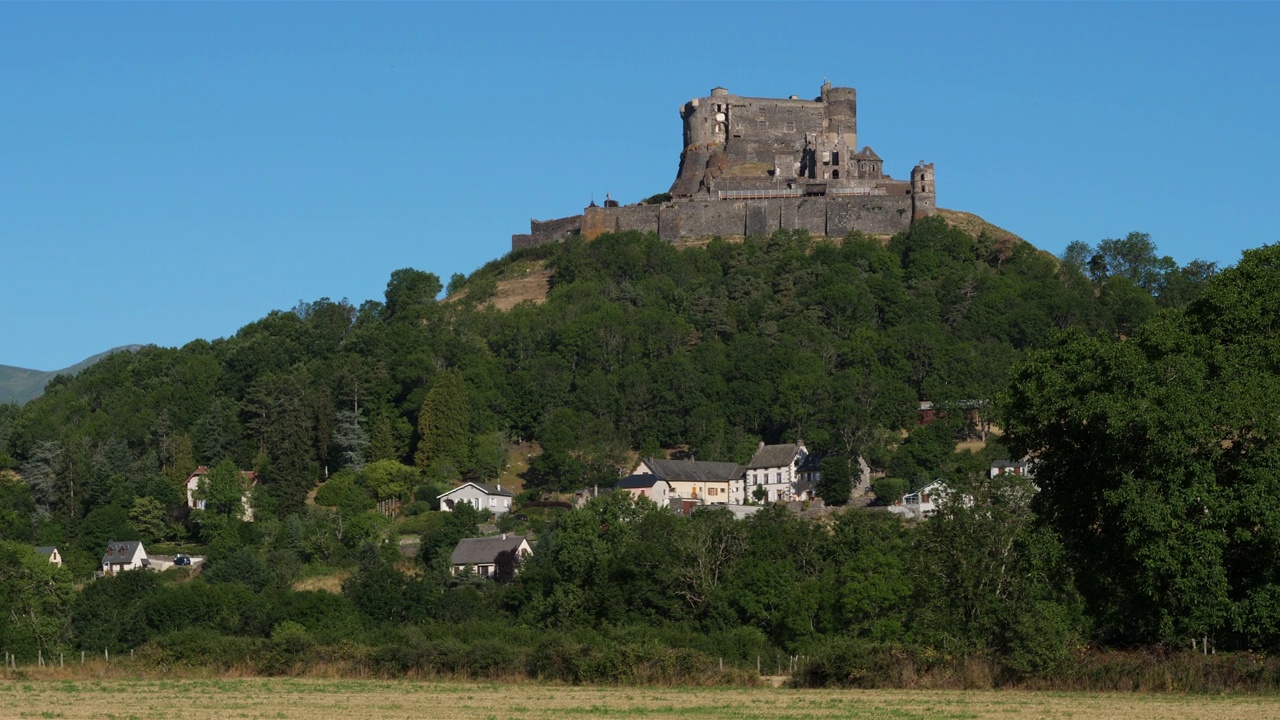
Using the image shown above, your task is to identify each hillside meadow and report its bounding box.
[4,678,1280,720]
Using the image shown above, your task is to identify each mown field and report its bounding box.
[2,678,1278,720]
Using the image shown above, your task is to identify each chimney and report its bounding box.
[497,483,502,492]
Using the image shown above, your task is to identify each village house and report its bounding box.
[35,546,62,566]
[449,534,532,578]
[615,473,672,506]
[100,540,149,575]
[741,442,812,503]
[438,482,514,515]
[185,466,258,522]
[632,457,743,505]
[990,459,1033,478]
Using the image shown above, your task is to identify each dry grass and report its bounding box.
[937,208,1023,245]
[1,677,1276,719]
[292,570,350,594]
[489,265,552,311]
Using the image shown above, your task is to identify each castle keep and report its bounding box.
[512,83,935,250]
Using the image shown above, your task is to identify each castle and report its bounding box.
[512,83,935,250]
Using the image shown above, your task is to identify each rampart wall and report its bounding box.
[514,195,915,249]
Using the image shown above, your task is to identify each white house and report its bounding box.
[101,540,149,575]
[887,479,956,519]
[438,482,514,515]
[185,466,257,521]
[615,473,673,506]
[741,442,810,503]
[632,458,743,505]
[449,534,533,578]
[990,459,1033,479]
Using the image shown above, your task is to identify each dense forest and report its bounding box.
[8,218,1276,688]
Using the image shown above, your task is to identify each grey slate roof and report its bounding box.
[642,458,744,482]
[437,482,514,499]
[617,473,665,490]
[449,535,527,566]
[747,444,803,470]
[101,540,146,566]
[34,546,57,558]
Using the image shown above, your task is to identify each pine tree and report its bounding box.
[414,370,470,478]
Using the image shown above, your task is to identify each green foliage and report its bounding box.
[2,223,1237,672]
[361,459,417,501]
[871,478,908,506]
[1003,243,1280,651]
[313,470,375,517]
[418,504,483,569]
[415,369,470,479]
[816,455,853,505]
[0,541,74,657]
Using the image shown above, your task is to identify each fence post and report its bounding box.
[60,653,64,668]
[38,649,43,667]
[757,656,761,675]
[81,650,85,665]
[105,648,109,664]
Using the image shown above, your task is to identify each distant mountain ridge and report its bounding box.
[0,345,144,405]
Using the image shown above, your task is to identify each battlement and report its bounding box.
[514,84,935,250]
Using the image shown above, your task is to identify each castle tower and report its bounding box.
[911,162,936,219]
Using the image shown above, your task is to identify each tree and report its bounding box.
[197,459,250,522]
[383,268,443,323]
[128,496,169,543]
[816,455,853,506]
[0,541,73,657]
[368,413,398,463]
[0,470,36,542]
[332,409,370,471]
[1002,244,1280,649]
[414,370,470,479]
[915,472,1084,676]
[361,459,416,502]
[21,440,65,515]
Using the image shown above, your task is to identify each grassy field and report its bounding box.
[2,678,1277,720]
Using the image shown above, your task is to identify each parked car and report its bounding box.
[174,554,191,566]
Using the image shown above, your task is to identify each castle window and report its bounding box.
[785,121,796,132]
[832,170,840,179]
[831,151,839,165]
[757,120,767,131]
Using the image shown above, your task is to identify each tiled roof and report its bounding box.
[617,473,665,490]
[642,458,743,482]
[449,535,527,566]
[747,444,803,470]
[438,482,514,499]
[101,540,145,565]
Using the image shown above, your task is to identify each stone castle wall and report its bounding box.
[512,83,934,251]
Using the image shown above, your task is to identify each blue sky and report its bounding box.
[3,2,1278,371]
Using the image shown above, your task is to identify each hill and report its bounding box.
[0,345,143,405]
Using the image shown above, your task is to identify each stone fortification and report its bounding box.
[513,83,935,250]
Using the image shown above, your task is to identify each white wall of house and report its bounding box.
[439,484,512,515]
[667,479,730,504]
